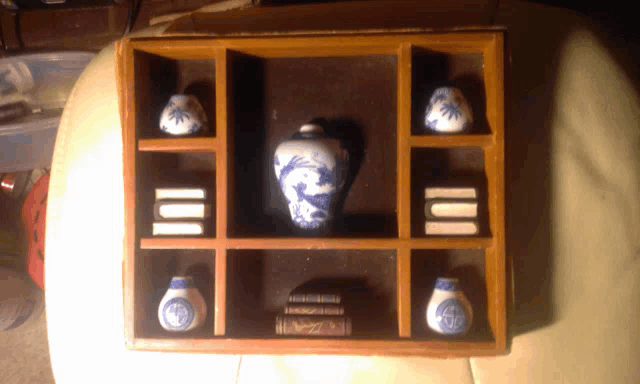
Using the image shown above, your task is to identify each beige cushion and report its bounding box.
[470,4,640,383]
[45,3,640,383]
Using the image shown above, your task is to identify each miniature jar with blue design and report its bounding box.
[159,94,208,136]
[158,276,207,332]
[426,277,473,336]
[424,87,473,133]
[273,122,349,231]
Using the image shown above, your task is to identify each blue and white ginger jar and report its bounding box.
[158,276,207,332]
[426,277,473,336]
[424,87,473,133]
[274,123,349,230]
[159,94,207,136]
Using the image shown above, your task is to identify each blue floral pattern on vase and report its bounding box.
[423,87,473,133]
[159,94,207,136]
[435,298,469,335]
[158,276,207,333]
[161,297,194,331]
[274,124,349,230]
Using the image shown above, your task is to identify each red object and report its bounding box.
[21,174,49,289]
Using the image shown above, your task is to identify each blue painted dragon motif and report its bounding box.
[292,203,323,229]
[277,155,315,192]
[315,165,335,187]
[292,182,331,211]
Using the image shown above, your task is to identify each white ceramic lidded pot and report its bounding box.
[274,122,349,230]
[158,276,207,332]
[424,87,473,133]
[426,277,473,336]
[159,94,208,136]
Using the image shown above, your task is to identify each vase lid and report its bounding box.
[171,275,193,281]
[434,277,459,291]
[169,276,195,289]
[299,123,324,134]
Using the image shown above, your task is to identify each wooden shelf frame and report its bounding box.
[118,31,506,356]
[138,138,219,152]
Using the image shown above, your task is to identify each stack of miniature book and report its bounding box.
[152,187,210,236]
[424,186,479,235]
[275,288,351,336]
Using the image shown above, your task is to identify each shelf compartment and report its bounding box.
[138,138,219,152]
[410,47,490,136]
[229,52,398,238]
[136,152,216,238]
[410,249,493,342]
[133,50,217,139]
[131,338,500,357]
[411,147,489,238]
[226,250,398,339]
[133,249,216,339]
[408,134,492,148]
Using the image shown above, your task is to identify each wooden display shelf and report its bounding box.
[117,30,506,357]
[138,138,219,152]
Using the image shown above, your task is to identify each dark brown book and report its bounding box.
[284,303,345,315]
[275,315,352,336]
[288,292,342,304]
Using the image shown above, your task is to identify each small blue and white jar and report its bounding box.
[158,276,207,332]
[426,277,473,336]
[159,94,208,136]
[273,123,349,230]
[424,87,473,133]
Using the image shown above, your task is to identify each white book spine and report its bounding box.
[153,222,205,236]
[425,221,479,236]
[155,202,211,219]
[425,201,478,218]
[424,187,477,200]
[155,188,206,201]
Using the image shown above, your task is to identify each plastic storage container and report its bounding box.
[0,52,95,172]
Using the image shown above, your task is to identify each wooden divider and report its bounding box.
[397,43,412,240]
[140,237,492,250]
[137,138,219,152]
[396,44,413,338]
[482,33,506,352]
[118,39,137,345]
[214,48,230,335]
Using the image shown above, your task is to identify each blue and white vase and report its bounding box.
[273,123,349,230]
[424,87,473,133]
[426,277,473,336]
[158,276,207,332]
[159,94,207,136]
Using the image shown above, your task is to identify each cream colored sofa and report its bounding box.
[45,2,640,383]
